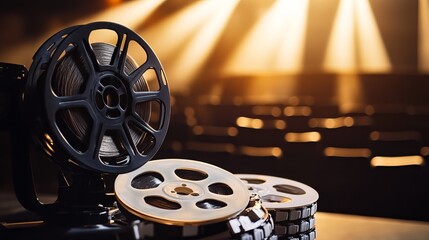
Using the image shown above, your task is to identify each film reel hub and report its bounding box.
[95,73,129,120]
[163,182,204,199]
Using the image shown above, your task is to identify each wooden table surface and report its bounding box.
[2,191,429,239]
[316,212,429,240]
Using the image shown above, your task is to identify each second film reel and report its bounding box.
[114,159,274,239]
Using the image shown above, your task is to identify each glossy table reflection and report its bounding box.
[316,212,429,240]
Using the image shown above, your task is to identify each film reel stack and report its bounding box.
[236,175,319,240]
[1,22,319,240]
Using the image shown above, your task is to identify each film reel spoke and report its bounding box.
[128,61,151,84]
[139,187,162,198]
[204,192,235,207]
[159,170,180,184]
[87,120,105,160]
[133,91,159,104]
[46,93,89,117]
[118,124,139,157]
[57,96,90,110]
[75,38,100,75]
[110,34,128,71]
[130,113,156,136]
[180,199,209,213]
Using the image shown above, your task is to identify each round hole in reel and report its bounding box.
[236,174,319,222]
[115,159,250,226]
[236,174,318,210]
[25,22,170,174]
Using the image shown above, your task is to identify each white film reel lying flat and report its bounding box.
[115,159,250,226]
[235,174,319,222]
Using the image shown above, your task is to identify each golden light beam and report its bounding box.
[0,0,164,67]
[355,0,391,72]
[164,0,239,94]
[324,0,357,73]
[224,0,309,75]
[323,0,391,73]
[419,0,429,72]
[274,0,309,73]
[139,1,219,66]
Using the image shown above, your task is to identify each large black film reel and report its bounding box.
[26,22,170,174]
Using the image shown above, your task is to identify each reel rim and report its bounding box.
[30,21,170,173]
[115,159,250,226]
[27,25,82,89]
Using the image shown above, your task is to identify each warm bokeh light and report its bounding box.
[419,0,429,72]
[324,147,371,158]
[235,116,285,130]
[192,125,238,137]
[285,132,321,142]
[284,106,312,117]
[239,146,283,158]
[224,0,309,75]
[324,0,391,73]
[274,120,287,130]
[420,146,429,156]
[370,131,421,141]
[236,116,263,129]
[371,156,425,167]
[309,116,358,129]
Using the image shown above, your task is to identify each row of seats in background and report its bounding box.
[155,88,429,222]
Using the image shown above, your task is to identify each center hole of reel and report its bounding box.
[174,184,198,196]
[103,87,119,107]
[174,186,192,195]
[96,75,128,119]
[165,182,203,198]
